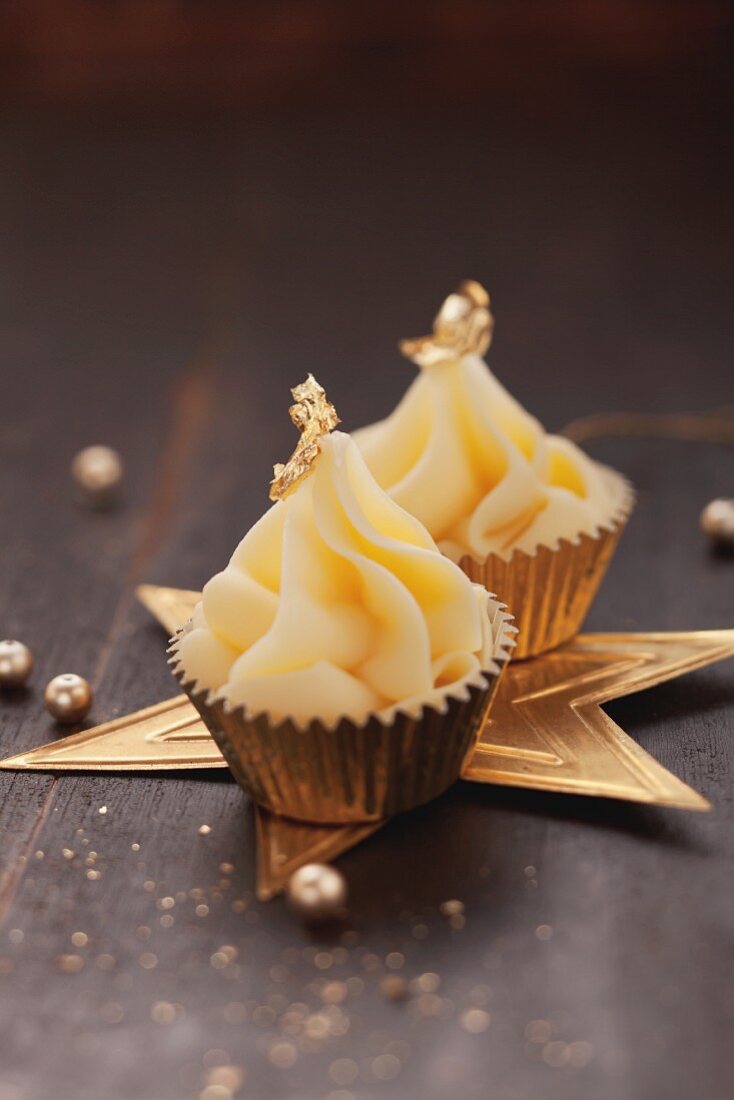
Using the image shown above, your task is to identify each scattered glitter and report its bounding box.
[303,1013,331,1041]
[195,904,210,918]
[8,929,24,945]
[314,951,334,971]
[62,849,75,860]
[139,952,158,970]
[96,954,116,971]
[449,913,466,930]
[361,952,382,972]
[160,914,175,929]
[70,932,88,948]
[524,865,537,878]
[206,1065,245,1094]
[34,850,44,861]
[535,924,553,941]
[151,1001,177,1025]
[198,825,212,836]
[143,880,156,892]
[55,954,84,973]
[412,923,429,940]
[371,1053,401,1081]
[131,842,140,852]
[385,952,405,970]
[158,896,175,911]
[439,899,464,917]
[321,981,347,1004]
[525,1019,552,1043]
[98,806,107,815]
[136,926,152,941]
[219,862,235,875]
[329,1058,359,1086]
[268,1041,298,1069]
[543,1040,570,1067]
[460,1008,491,1034]
[199,1087,231,1100]
[380,975,409,1002]
[411,972,440,994]
[568,1040,594,1067]
[210,952,230,970]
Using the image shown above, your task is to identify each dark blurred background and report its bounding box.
[2,1,733,558]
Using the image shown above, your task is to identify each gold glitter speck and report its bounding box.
[460,1008,491,1034]
[151,1001,177,1025]
[198,825,211,836]
[56,954,84,973]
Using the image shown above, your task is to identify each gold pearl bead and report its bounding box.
[44,673,93,723]
[71,445,124,507]
[700,498,734,546]
[286,863,347,923]
[0,640,34,688]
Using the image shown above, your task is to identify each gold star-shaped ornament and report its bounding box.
[2,583,733,900]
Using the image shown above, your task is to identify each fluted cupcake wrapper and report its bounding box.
[169,602,514,824]
[458,472,634,660]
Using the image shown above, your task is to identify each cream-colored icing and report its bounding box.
[176,431,502,725]
[354,352,622,561]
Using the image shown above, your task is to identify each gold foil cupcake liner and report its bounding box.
[459,471,634,660]
[169,601,514,824]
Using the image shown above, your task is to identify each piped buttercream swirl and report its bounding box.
[176,432,501,725]
[355,348,622,562]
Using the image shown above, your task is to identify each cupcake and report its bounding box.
[170,375,514,823]
[354,282,632,658]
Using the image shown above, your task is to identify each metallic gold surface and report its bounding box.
[400,280,494,367]
[269,374,340,501]
[460,473,634,659]
[170,602,514,824]
[0,694,223,770]
[254,806,384,900]
[136,584,201,636]
[464,631,734,809]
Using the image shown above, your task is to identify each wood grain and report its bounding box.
[0,34,732,1100]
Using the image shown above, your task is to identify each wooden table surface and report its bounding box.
[1,43,733,1100]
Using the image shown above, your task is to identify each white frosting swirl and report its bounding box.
[354,353,622,561]
[177,431,501,725]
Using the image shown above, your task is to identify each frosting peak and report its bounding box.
[355,289,623,562]
[177,431,500,726]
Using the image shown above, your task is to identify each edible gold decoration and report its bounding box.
[269,374,340,501]
[399,280,494,367]
[3,583,732,898]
